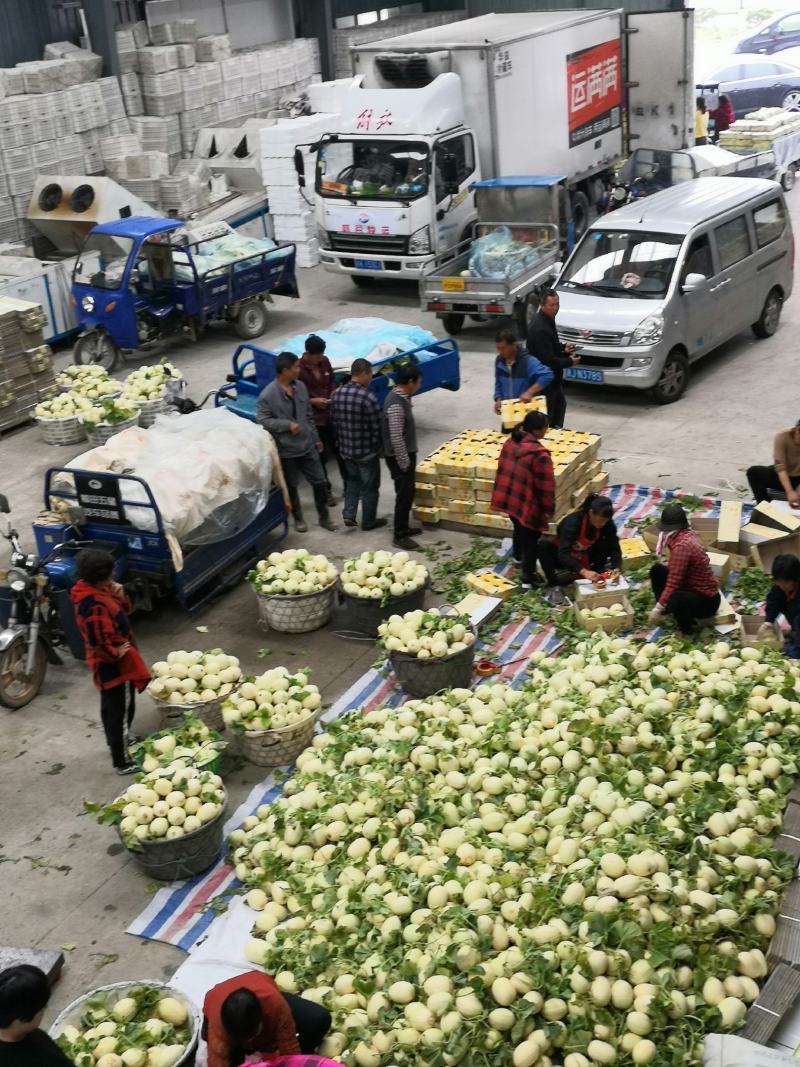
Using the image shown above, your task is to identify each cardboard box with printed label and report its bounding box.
[753,500,800,534]
[466,571,517,599]
[750,531,800,572]
[717,500,744,551]
[740,522,790,546]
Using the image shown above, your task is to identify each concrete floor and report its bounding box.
[0,202,798,1018]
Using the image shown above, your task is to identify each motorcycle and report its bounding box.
[0,494,99,709]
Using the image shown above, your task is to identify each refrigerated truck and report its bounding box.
[311,10,694,285]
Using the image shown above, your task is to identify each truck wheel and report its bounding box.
[442,313,465,335]
[651,349,688,404]
[514,292,539,337]
[753,288,783,338]
[570,190,591,239]
[782,165,796,191]
[0,637,47,709]
[73,331,121,372]
[234,299,268,339]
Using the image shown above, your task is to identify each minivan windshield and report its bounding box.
[560,229,684,299]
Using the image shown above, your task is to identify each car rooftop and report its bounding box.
[588,177,780,233]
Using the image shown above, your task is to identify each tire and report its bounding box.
[570,189,591,239]
[514,292,540,337]
[0,637,47,709]
[651,349,689,404]
[351,275,375,288]
[73,331,121,372]
[234,299,268,340]
[441,313,465,335]
[782,90,800,111]
[781,165,796,191]
[752,287,783,338]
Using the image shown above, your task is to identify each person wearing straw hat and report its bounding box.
[647,503,720,632]
[0,964,72,1065]
[70,548,150,775]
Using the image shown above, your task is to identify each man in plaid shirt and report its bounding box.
[329,358,386,531]
[490,410,554,586]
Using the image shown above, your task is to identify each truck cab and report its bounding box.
[316,74,480,282]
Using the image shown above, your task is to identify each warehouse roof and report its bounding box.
[355,11,622,49]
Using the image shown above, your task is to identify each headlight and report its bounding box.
[10,579,26,593]
[81,295,95,313]
[631,356,653,367]
[409,225,431,255]
[631,313,663,345]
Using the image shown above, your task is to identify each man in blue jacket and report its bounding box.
[493,328,553,417]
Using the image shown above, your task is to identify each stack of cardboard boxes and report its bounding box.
[413,427,605,532]
[0,296,55,432]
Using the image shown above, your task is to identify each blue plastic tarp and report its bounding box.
[276,317,438,371]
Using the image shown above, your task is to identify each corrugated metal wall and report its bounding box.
[0,0,79,67]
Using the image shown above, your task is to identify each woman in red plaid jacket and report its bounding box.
[70,549,150,774]
[490,410,554,588]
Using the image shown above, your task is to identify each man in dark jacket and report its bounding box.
[526,289,581,429]
[256,351,336,532]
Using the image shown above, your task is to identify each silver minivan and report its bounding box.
[555,177,794,402]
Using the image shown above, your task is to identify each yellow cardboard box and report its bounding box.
[717,500,743,551]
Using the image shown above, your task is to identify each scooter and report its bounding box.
[0,494,99,708]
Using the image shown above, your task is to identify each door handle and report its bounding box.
[709,278,731,292]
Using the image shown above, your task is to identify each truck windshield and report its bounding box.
[317,139,430,200]
[74,234,134,290]
[560,229,684,299]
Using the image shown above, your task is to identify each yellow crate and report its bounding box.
[474,511,513,530]
[475,477,494,493]
[467,571,518,599]
[414,482,438,504]
[442,475,475,492]
[500,396,547,429]
[448,498,477,515]
[413,505,441,525]
[619,535,650,560]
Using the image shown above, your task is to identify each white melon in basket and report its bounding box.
[341,549,427,600]
[147,648,242,705]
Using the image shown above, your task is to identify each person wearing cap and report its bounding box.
[647,504,720,632]
[759,553,800,658]
[297,334,346,506]
[746,420,800,508]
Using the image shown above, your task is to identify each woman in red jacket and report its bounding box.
[710,94,735,141]
[70,549,150,774]
[648,504,720,632]
[203,971,331,1067]
[490,410,554,587]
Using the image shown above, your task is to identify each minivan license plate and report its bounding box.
[565,367,604,384]
[354,259,382,270]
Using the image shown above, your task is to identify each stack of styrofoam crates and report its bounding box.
[260,114,335,267]
[114,20,150,76]
[130,115,181,169]
[0,296,54,432]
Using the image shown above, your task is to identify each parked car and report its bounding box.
[736,11,800,55]
[703,54,800,116]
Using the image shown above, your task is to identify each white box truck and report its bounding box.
[309,11,693,285]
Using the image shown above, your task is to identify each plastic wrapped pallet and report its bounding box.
[296,239,320,268]
[196,35,231,63]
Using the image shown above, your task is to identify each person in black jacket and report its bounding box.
[760,553,800,658]
[539,494,622,585]
[526,289,581,429]
[0,965,72,1066]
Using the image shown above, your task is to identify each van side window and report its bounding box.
[714,216,751,270]
[753,199,786,247]
[681,234,713,281]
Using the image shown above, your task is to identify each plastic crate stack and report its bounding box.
[0,296,55,432]
[0,55,128,243]
[259,114,336,268]
[413,428,606,530]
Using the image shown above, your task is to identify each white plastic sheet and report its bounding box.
[63,409,275,565]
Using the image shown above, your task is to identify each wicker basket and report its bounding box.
[125,800,227,880]
[131,728,227,774]
[84,410,140,448]
[256,580,337,634]
[150,689,236,732]
[49,980,200,1065]
[37,415,87,446]
[389,627,478,698]
[137,394,169,427]
[235,708,321,767]
[341,581,428,638]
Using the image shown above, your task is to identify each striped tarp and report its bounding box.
[127,483,721,949]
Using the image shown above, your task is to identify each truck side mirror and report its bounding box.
[294,148,305,188]
[0,494,9,514]
[440,154,460,196]
[681,272,707,293]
